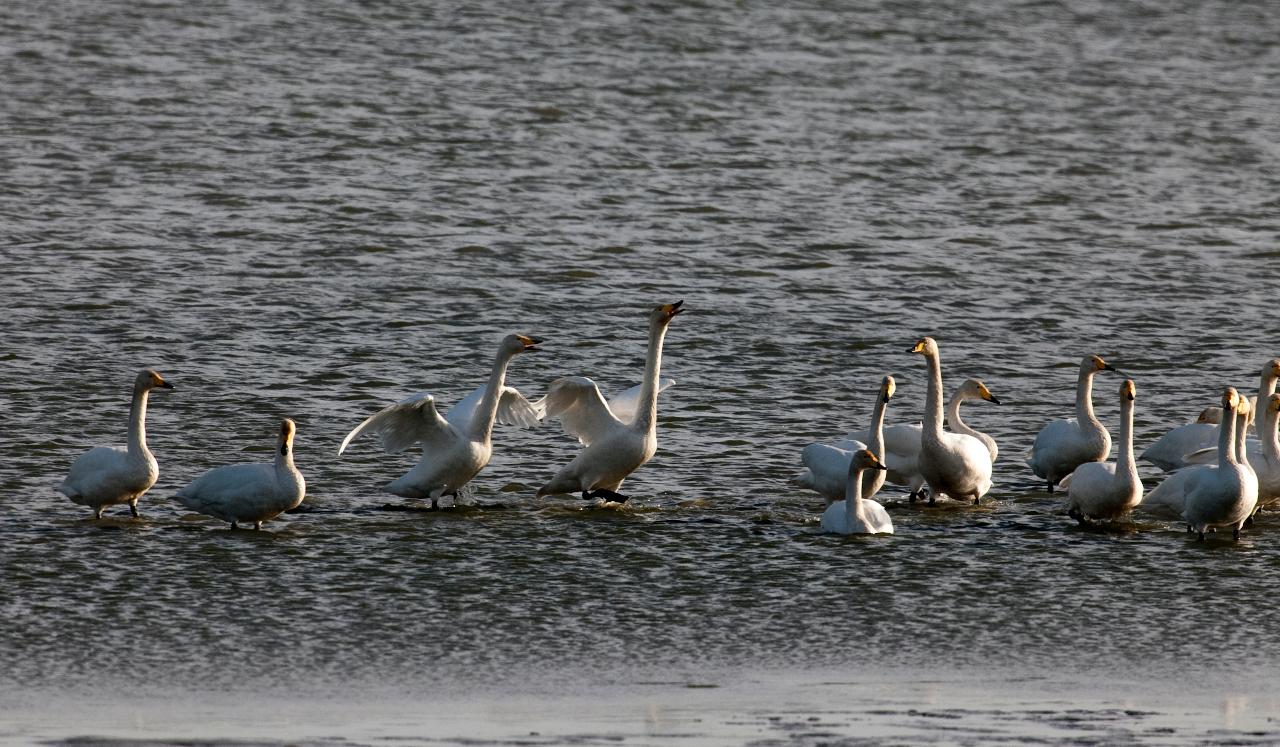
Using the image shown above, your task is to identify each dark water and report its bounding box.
[3,0,1280,742]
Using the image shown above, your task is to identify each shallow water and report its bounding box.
[3,0,1280,743]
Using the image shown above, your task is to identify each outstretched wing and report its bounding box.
[540,376,625,446]
[445,384,544,432]
[338,393,458,455]
[607,377,674,426]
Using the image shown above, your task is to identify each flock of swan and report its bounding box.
[54,299,1276,542]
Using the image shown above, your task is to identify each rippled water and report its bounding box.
[3,0,1280,743]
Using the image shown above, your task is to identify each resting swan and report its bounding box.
[1063,380,1142,523]
[339,334,543,509]
[820,449,893,535]
[537,301,684,503]
[174,419,305,529]
[1026,355,1120,491]
[794,376,895,503]
[908,337,992,505]
[58,369,174,519]
[1181,389,1257,540]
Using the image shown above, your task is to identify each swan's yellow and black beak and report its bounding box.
[158,380,175,390]
[517,335,543,352]
[1122,380,1136,402]
[907,339,927,354]
[882,376,896,401]
[661,300,685,319]
[979,384,1000,405]
[859,450,888,471]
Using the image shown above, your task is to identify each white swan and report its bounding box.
[1026,355,1119,492]
[1140,390,1251,519]
[537,301,684,502]
[794,376,895,503]
[1179,359,1279,468]
[1250,394,1280,509]
[1064,379,1142,523]
[820,449,893,535]
[1140,411,1219,472]
[58,369,174,519]
[908,337,992,505]
[339,334,543,508]
[1182,389,1258,540]
[844,378,1000,501]
[174,419,306,529]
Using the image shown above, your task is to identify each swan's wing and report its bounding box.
[540,376,624,446]
[339,393,458,455]
[607,377,674,425]
[1181,447,1216,466]
[445,384,543,432]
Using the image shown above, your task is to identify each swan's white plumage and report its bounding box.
[819,449,893,535]
[795,376,896,503]
[1141,421,1219,472]
[1180,390,1257,539]
[339,334,542,505]
[174,419,305,529]
[538,302,683,499]
[1066,380,1142,522]
[57,369,174,519]
[909,337,992,504]
[1026,355,1117,489]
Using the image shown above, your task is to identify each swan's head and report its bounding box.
[960,378,1000,405]
[278,418,297,456]
[1266,359,1280,380]
[907,337,938,357]
[135,368,174,393]
[1121,379,1136,402]
[1237,394,1254,424]
[651,300,685,325]
[502,334,543,355]
[851,448,887,472]
[879,375,896,401]
[1083,355,1117,375]
[1195,406,1222,425]
[1222,387,1240,411]
[1269,394,1280,415]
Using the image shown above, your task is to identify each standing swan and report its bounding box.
[339,334,543,509]
[908,337,992,505]
[1064,380,1142,523]
[1182,389,1257,540]
[537,301,685,503]
[820,449,893,535]
[58,369,175,519]
[1254,394,1280,509]
[174,419,306,530]
[794,376,895,503]
[1026,355,1120,492]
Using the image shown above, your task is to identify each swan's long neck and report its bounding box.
[275,437,294,471]
[1075,369,1101,431]
[868,390,888,461]
[1263,406,1280,461]
[843,465,865,534]
[632,319,670,434]
[127,387,152,459]
[922,350,945,441]
[470,348,516,443]
[1118,396,1137,484]
[1235,407,1250,467]
[1218,403,1238,470]
[1261,371,1279,409]
[945,392,973,437]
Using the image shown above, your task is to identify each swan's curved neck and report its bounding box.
[843,465,865,533]
[1235,408,1250,466]
[1075,369,1100,429]
[470,348,516,443]
[1263,406,1280,460]
[1261,371,1279,407]
[632,319,670,433]
[127,387,152,458]
[945,392,973,437]
[1118,396,1137,481]
[922,351,945,440]
[1218,404,1238,469]
[275,438,295,470]
[868,390,889,459]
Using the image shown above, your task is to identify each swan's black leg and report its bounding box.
[1234,526,1242,541]
[908,491,918,504]
[1245,515,1254,528]
[129,502,140,518]
[230,520,239,530]
[972,497,980,506]
[590,488,629,503]
[1047,481,1055,494]
[582,490,594,501]
[430,498,439,511]
[1197,530,1205,541]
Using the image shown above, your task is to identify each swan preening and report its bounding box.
[1026,355,1120,492]
[1064,379,1142,524]
[820,449,893,535]
[909,337,992,505]
[537,301,684,503]
[338,334,543,509]
[58,369,174,519]
[174,419,306,530]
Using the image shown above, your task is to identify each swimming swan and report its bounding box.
[1026,355,1120,492]
[794,376,895,503]
[1140,411,1219,472]
[841,378,1000,501]
[1181,389,1257,540]
[908,337,992,505]
[1064,380,1142,523]
[820,449,893,535]
[339,334,543,508]
[58,369,174,519]
[537,301,684,503]
[174,419,305,529]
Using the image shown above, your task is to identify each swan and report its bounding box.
[58,369,175,519]
[1140,411,1220,472]
[537,301,684,503]
[339,334,543,509]
[794,376,895,503]
[1182,389,1257,540]
[1063,379,1142,523]
[1139,391,1251,520]
[174,419,306,529]
[1252,394,1280,509]
[1179,359,1279,467]
[820,449,893,535]
[908,337,992,505]
[1026,355,1120,492]
[845,378,1000,501]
